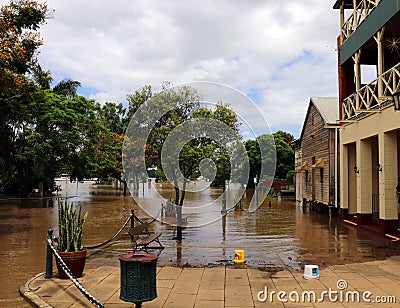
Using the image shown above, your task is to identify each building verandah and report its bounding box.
[340,108,400,235]
[335,0,400,236]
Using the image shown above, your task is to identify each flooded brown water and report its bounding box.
[1,181,399,306]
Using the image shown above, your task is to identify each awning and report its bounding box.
[301,161,309,170]
[312,158,325,169]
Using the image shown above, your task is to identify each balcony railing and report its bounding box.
[342,62,400,120]
[341,0,382,43]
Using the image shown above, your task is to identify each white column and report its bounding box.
[379,131,398,220]
[340,141,349,210]
[358,138,373,214]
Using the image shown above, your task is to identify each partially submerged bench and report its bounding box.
[128,222,163,253]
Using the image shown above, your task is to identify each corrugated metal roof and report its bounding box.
[299,97,339,142]
[333,0,355,9]
[310,97,339,124]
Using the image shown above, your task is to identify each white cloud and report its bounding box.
[33,0,340,136]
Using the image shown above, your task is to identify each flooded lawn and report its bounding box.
[1,181,399,306]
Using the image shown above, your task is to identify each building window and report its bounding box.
[320,169,324,183]
[311,114,314,125]
[305,170,309,186]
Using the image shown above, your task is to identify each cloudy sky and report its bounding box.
[8,0,342,138]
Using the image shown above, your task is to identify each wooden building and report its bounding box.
[334,0,400,236]
[298,97,340,211]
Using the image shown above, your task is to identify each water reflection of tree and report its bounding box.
[124,83,243,241]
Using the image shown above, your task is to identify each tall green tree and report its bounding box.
[244,132,293,187]
[0,0,47,196]
[1,89,101,196]
[273,134,294,181]
[31,64,53,89]
[98,102,126,135]
[244,139,261,188]
[273,130,295,148]
[124,84,242,240]
[83,102,128,194]
[52,79,81,99]
[31,64,82,98]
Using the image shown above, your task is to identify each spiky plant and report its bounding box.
[57,200,88,252]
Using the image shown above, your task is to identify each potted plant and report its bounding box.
[56,200,88,279]
[234,198,243,211]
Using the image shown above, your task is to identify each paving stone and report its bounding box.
[225,285,252,298]
[194,299,224,308]
[199,279,225,290]
[297,278,331,290]
[197,288,224,300]
[270,270,294,278]
[163,293,196,308]
[225,294,254,307]
[21,258,400,308]
[157,266,182,280]
[157,279,175,289]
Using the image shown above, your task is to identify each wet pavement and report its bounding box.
[2,181,400,305]
[21,255,400,307]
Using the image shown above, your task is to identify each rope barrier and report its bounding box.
[46,238,105,308]
[84,213,133,249]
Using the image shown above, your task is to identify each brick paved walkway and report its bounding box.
[20,256,400,307]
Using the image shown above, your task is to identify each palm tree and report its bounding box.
[31,64,81,99]
[31,64,53,89]
[53,79,81,99]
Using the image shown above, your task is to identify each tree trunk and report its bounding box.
[37,162,44,197]
[123,179,127,196]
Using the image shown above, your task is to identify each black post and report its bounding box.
[131,209,135,228]
[45,229,53,279]
[176,206,182,241]
[221,170,227,214]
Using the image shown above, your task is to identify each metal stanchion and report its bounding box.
[45,229,53,279]
[131,209,135,228]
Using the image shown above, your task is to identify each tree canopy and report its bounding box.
[0,1,295,200]
[244,132,294,188]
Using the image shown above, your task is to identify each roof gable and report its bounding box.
[299,97,339,142]
[310,97,339,124]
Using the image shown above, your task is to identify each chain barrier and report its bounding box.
[46,238,105,308]
[133,206,163,225]
[84,213,133,249]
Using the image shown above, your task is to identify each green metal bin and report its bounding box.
[119,252,158,305]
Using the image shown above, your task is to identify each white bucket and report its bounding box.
[303,265,319,279]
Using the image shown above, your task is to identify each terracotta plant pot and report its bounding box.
[56,248,87,279]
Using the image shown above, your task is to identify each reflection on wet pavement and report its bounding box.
[1,181,399,305]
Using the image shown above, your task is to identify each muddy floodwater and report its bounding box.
[1,181,399,306]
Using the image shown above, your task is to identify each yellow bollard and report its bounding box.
[234,250,245,263]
